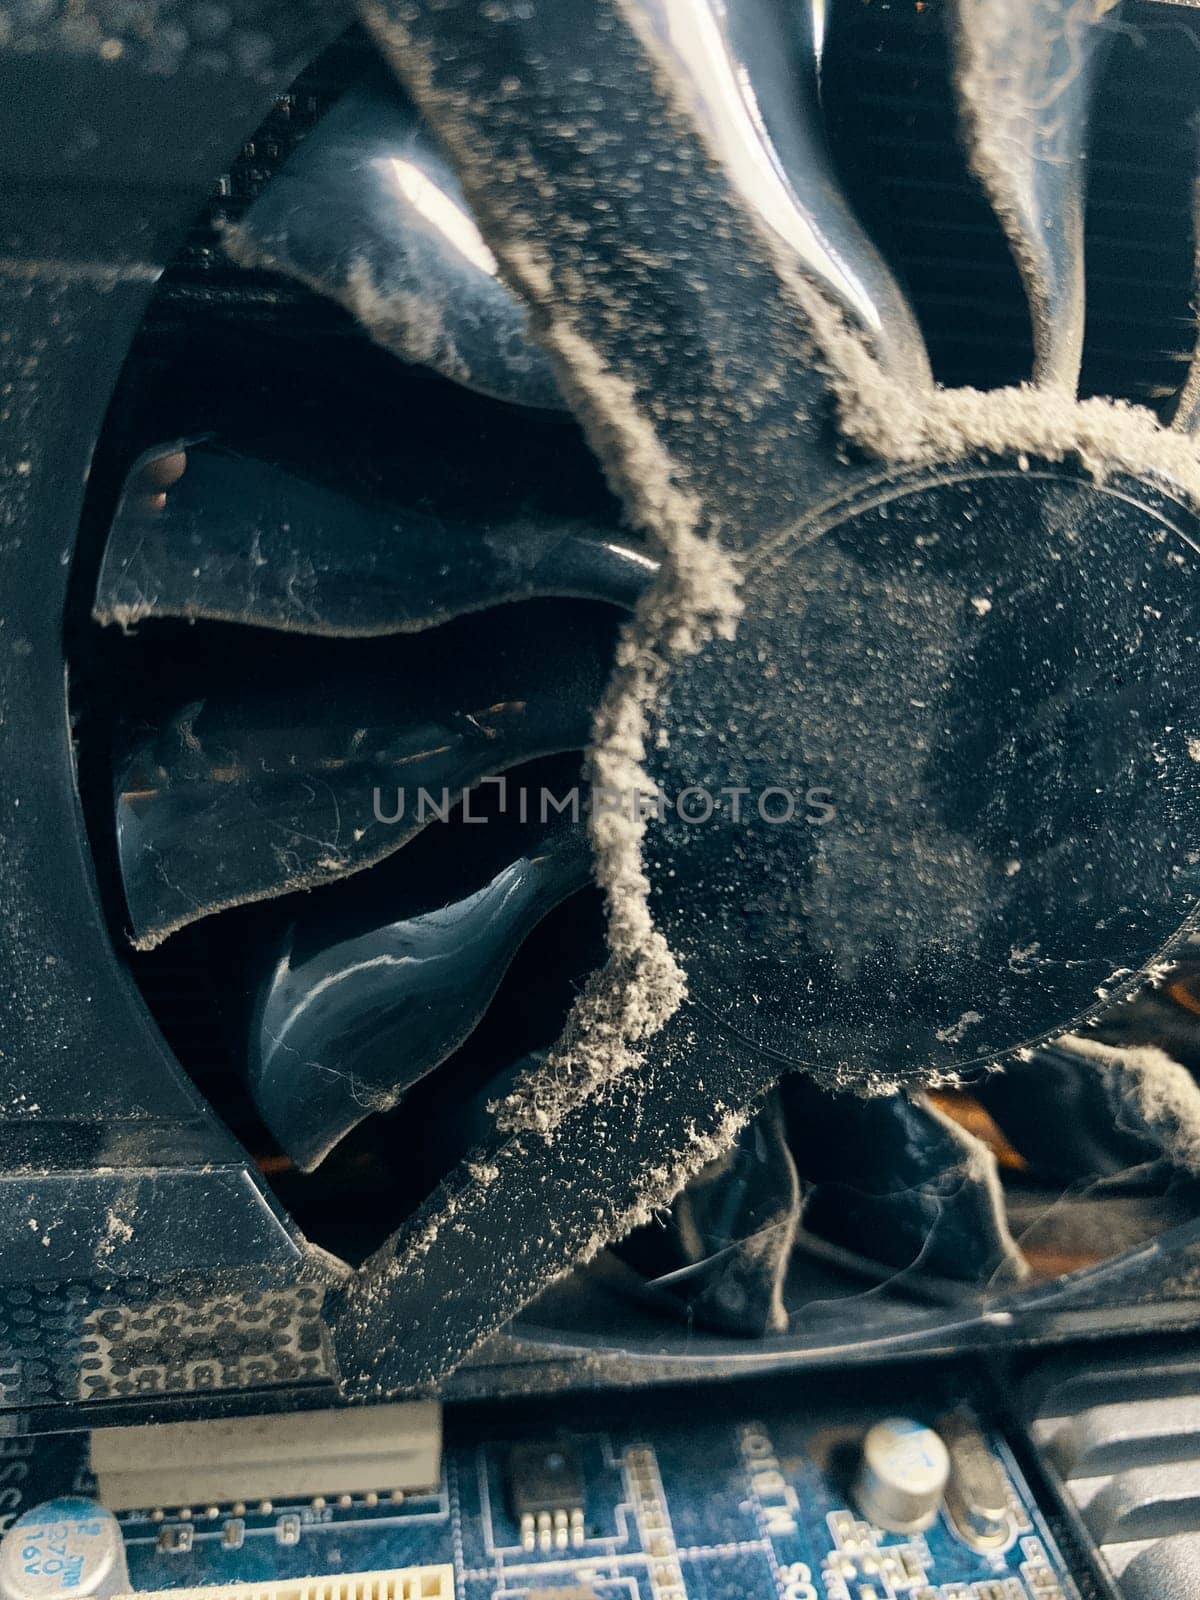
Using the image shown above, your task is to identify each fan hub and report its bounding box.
[644,459,1200,1083]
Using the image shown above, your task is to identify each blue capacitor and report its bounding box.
[0,1500,129,1600]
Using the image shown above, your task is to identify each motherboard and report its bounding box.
[0,1385,1084,1600]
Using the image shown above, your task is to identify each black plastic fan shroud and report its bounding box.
[322,0,1200,1396]
[5,0,1200,1415]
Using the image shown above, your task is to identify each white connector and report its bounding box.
[90,1404,441,1512]
[114,1570,454,1600]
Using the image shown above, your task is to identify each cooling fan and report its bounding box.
[4,0,1200,1416]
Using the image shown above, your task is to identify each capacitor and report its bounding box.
[938,1410,1013,1549]
[852,1417,950,1533]
[0,1499,129,1600]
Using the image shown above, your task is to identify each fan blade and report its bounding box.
[976,1042,1164,1181]
[1175,361,1200,436]
[1083,958,1200,1075]
[783,1077,1026,1289]
[361,0,932,541]
[252,815,592,1172]
[115,605,615,948]
[1173,172,1200,432]
[94,442,655,638]
[631,0,928,381]
[981,1035,1200,1182]
[326,1004,783,1395]
[224,71,564,410]
[615,1091,800,1336]
[949,0,1120,391]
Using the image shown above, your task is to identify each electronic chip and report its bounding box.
[506,1441,586,1552]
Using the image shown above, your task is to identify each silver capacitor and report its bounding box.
[853,1417,950,1533]
[939,1410,1013,1549]
[0,1499,129,1600]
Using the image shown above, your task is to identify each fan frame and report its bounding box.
[1,2,1199,1426]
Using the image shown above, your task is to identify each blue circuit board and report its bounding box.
[3,1400,1080,1600]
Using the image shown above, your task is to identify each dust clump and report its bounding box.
[778,261,1200,510]
[921,1093,1029,1284]
[490,294,743,1135]
[1059,1034,1200,1176]
[95,1196,136,1268]
[222,224,469,386]
[950,0,1120,386]
[340,257,462,378]
[935,1010,985,1047]
[577,1105,752,1262]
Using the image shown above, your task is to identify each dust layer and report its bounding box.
[350,0,759,1156]
[490,305,742,1136]
[331,1100,752,1396]
[223,224,469,383]
[300,3,1200,1398]
[950,0,1121,388]
[710,283,1200,1155]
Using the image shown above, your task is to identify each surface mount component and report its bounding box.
[505,1441,586,1552]
[524,1589,597,1600]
